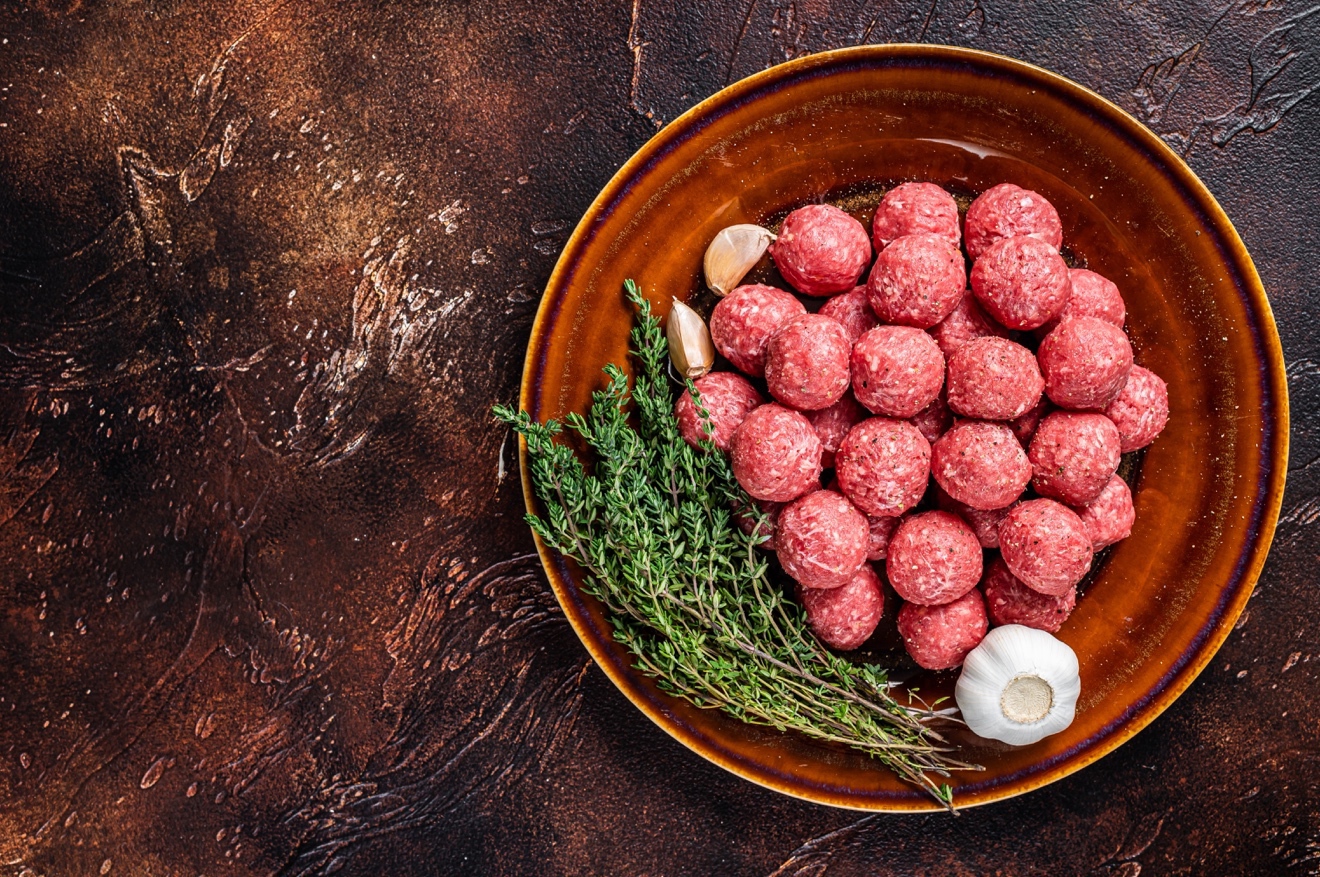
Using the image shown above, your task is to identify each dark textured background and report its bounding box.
[0,1,1316,874]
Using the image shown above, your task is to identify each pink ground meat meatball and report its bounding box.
[999,499,1094,596]
[851,325,946,418]
[709,284,807,377]
[834,418,931,518]
[776,490,870,589]
[1104,365,1170,452]
[808,394,867,469]
[946,336,1044,420]
[765,314,852,411]
[1009,396,1052,448]
[871,182,961,250]
[928,291,1010,358]
[816,285,879,344]
[799,564,885,650]
[897,589,988,670]
[911,392,954,444]
[970,235,1071,330]
[930,421,1031,511]
[1039,268,1126,334]
[674,371,764,451]
[982,556,1076,633]
[1074,474,1135,550]
[964,183,1064,260]
[866,514,899,561]
[770,204,872,296]
[1038,316,1134,410]
[730,403,823,502]
[886,511,983,606]
[867,233,966,328]
[1029,411,1122,506]
[935,487,1013,548]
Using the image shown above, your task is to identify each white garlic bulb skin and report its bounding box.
[954,624,1081,746]
[703,224,775,296]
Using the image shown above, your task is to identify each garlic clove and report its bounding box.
[703,224,776,296]
[667,298,715,379]
[954,624,1080,746]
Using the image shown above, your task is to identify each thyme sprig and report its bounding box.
[496,280,981,807]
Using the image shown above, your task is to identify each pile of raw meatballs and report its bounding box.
[673,182,1170,670]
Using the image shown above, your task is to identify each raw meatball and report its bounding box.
[734,499,784,549]
[897,589,989,670]
[1104,365,1170,452]
[911,392,954,444]
[970,235,1071,330]
[765,314,852,411]
[799,564,885,650]
[930,421,1031,510]
[1075,474,1135,550]
[1038,316,1134,410]
[808,394,867,469]
[770,204,872,296]
[1009,396,1051,448]
[1039,268,1126,334]
[936,487,1012,548]
[777,490,870,589]
[675,371,764,451]
[871,182,960,250]
[835,418,931,518]
[886,511,983,606]
[818,475,902,565]
[999,499,1094,596]
[946,336,1044,420]
[867,233,966,328]
[730,403,823,502]
[851,326,946,418]
[964,183,1063,259]
[817,285,879,344]
[866,514,899,561]
[1029,411,1122,506]
[710,284,807,377]
[928,291,1010,358]
[982,556,1076,633]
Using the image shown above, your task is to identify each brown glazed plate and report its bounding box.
[518,45,1288,810]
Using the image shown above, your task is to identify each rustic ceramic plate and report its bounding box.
[518,45,1288,810]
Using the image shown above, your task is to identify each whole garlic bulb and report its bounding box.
[954,625,1080,746]
[703,224,775,296]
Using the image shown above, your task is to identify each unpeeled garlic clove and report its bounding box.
[667,298,715,380]
[954,624,1080,746]
[703,224,775,296]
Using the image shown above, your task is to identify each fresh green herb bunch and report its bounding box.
[495,280,980,807]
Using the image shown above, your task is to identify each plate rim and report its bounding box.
[516,43,1290,811]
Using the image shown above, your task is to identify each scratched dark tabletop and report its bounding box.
[0,1,1316,875]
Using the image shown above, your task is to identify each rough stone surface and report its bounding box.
[0,1,1315,874]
